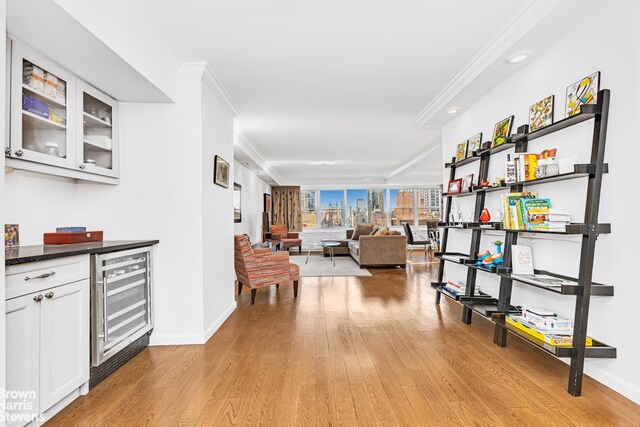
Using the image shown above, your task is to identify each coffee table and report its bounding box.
[306,241,341,266]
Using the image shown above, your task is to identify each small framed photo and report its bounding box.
[565,71,600,117]
[461,174,474,193]
[5,224,19,247]
[492,115,514,147]
[529,95,554,131]
[447,178,463,195]
[467,133,482,157]
[214,155,230,188]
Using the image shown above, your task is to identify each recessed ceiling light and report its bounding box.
[445,107,459,115]
[507,51,529,64]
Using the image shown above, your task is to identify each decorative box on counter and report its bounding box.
[44,230,103,244]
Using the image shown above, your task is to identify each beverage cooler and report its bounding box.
[90,247,153,371]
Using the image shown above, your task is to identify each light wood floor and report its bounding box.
[50,253,640,426]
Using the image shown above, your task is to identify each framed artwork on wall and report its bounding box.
[491,115,514,147]
[565,71,600,117]
[529,95,554,131]
[456,141,468,161]
[466,133,482,157]
[5,224,19,247]
[214,155,230,188]
[234,183,242,223]
[263,193,272,213]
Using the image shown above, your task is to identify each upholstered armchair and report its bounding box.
[270,224,302,254]
[234,235,300,304]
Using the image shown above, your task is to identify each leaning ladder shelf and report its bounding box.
[433,89,614,397]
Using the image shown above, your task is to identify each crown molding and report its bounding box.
[235,131,282,184]
[178,62,241,117]
[413,0,562,127]
[113,0,181,77]
[386,144,441,179]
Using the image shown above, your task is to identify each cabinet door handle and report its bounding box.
[4,147,10,156]
[79,164,86,169]
[15,150,23,157]
[33,295,43,302]
[45,292,54,299]
[24,271,56,281]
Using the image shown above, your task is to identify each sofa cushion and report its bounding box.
[369,226,379,235]
[348,240,360,256]
[351,224,374,240]
[389,230,401,235]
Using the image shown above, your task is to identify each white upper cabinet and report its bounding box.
[77,80,119,178]
[10,41,76,170]
[7,39,120,183]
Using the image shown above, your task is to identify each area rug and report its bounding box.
[289,255,372,277]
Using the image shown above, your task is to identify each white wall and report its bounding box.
[441,0,640,403]
[233,160,271,243]
[201,79,236,339]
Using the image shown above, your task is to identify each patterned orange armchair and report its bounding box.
[270,224,302,254]
[234,235,300,304]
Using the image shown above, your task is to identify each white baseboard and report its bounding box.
[585,365,640,404]
[149,301,237,346]
[203,301,237,343]
[149,333,207,346]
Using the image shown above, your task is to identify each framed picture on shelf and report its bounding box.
[456,141,468,161]
[4,224,19,247]
[447,178,463,195]
[466,133,482,157]
[233,183,242,223]
[565,71,600,117]
[214,155,230,188]
[491,115,514,147]
[461,174,474,193]
[529,95,554,131]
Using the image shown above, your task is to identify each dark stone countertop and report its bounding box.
[5,240,160,266]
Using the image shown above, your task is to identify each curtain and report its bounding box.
[272,186,302,231]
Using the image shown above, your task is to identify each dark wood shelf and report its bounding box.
[476,141,516,157]
[459,296,519,319]
[497,269,613,296]
[444,189,476,198]
[445,154,481,169]
[511,104,599,143]
[503,223,611,236]
[493,317,616,359]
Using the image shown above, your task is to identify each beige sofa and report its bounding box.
[323,230,406,268]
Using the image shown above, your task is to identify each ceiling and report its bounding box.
[127,0,578,185]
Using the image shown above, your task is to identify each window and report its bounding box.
[367,189,388,227]
[346,189,367,228]
[416,187,442,225]
[319,190,344,227]
[389,188,415,226]
[301,190,318,228]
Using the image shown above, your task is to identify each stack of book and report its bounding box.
[501,193,571,231]
[506,308,592,347]
[442,280,466,299]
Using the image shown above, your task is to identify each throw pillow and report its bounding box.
[352,224,374,240]
[369,227,379,236]
[389,230,401,235]
[375,228,390,236]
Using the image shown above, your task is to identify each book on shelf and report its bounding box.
[56,227,87,232]
[501,192,537,230]
[505,316,593,347]
[510,273,576,289]
[522,308,573,332]
[511,245,533,274]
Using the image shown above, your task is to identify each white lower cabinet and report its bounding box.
[5,276,89,426]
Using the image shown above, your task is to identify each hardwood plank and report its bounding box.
[47,254,640,426]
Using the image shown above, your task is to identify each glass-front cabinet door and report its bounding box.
[77,81,119,178]
[10,42,76,168]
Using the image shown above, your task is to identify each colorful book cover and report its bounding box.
[506,316,592,347]
[56,227,87,232]
[523,198,551,230]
